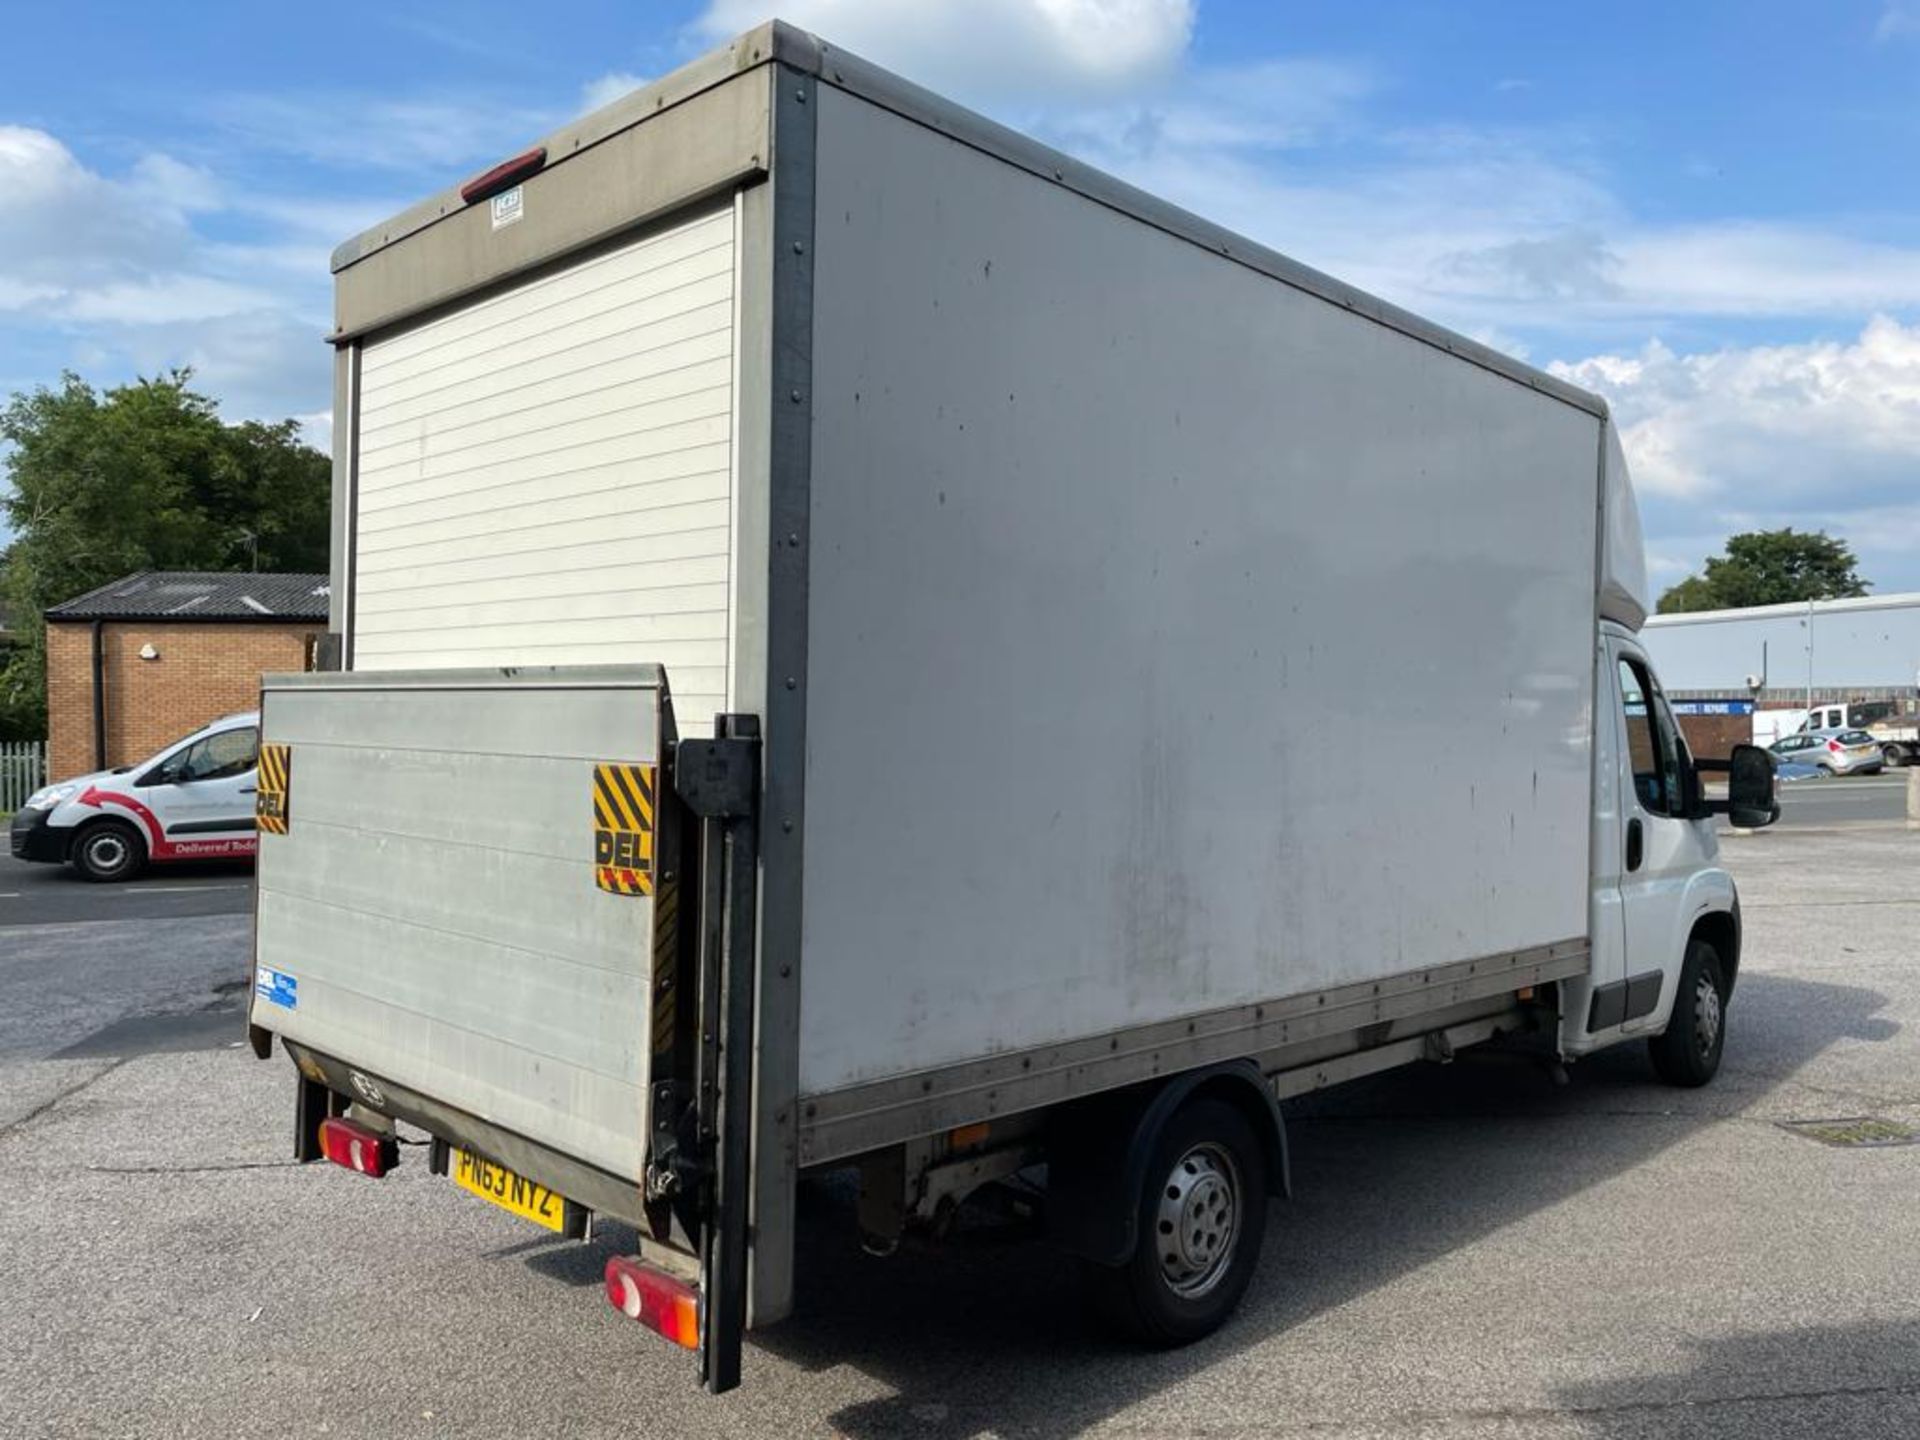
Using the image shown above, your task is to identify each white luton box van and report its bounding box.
[244,22,1780,1391]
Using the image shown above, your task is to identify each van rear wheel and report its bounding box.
[73,820,145,883]
[1089,1097,1267,1345]
[1649,939,1726,1087]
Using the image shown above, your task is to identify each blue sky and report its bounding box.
[4,1,1918,592]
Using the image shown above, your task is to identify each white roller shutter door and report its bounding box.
[351,202,738,732]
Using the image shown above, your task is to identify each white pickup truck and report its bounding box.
[242,21,1780,1393]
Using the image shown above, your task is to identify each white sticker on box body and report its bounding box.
[491,186,524,230]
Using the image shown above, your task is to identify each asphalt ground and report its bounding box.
[0,849,255,928]
[1,830,1916,1438]
[1762,770,1912,828]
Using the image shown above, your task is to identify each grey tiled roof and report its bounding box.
[47,571,330,621]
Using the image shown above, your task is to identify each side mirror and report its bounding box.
[1726,743,1779,829]
[1691,743,1779,827]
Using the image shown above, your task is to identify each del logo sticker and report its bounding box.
[592,762,655,897]
[256,743,292,834]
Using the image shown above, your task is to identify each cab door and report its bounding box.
[1605,639,1705,1034]
[139,725,261,854]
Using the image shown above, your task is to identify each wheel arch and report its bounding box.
[1048,1059,1288,1267]
[1690,897,1741,999]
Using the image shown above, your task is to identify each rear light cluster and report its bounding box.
[312,1115,702,1353]
[318,1116,397,1178]
[1827,740,1844,753]
[604,1255,699,1349]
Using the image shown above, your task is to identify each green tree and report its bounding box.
[0,370,329,738]
[1656,528,1869,615]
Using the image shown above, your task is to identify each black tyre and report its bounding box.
[1090,1097,1268,1345]
[72,820,145,883]
[1649,939,1726,1087]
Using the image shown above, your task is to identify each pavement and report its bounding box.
[2,830,1917,1438]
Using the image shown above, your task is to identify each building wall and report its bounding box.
[1674,713,1751,764]
[1642,593,1920,694]
[47,621,318,779]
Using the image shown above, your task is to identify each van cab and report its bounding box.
[9,711,261,881]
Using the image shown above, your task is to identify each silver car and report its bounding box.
[1769,729,1885,776]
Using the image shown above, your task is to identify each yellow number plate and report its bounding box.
[452,1149,567,1232]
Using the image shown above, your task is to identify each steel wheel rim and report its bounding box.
[1155,1141,1241,1299]
[1694,973,1722,1057]
[88,834,128,872]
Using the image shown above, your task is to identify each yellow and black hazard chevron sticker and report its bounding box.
[256,743,292,835]
[592,761,655,897]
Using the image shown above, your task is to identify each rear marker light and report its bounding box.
[318,1116,396,1178]
[605,1255,699,1349]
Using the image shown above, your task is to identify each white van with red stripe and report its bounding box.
[9,711,261,881]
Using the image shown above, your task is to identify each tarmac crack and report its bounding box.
[1744,898,1920,908]
[84,1160,300,1175]
[0,1057,130,1142]
[1289,1107,1747,1125]
[1434,1377,1920,1429]
[1758,1075,1920,1113]
[1110,1377,1920,1436]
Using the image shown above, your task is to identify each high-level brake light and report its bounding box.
[604,1255,699,1349]
[318,1116,396,1178]
[460,146,547,204]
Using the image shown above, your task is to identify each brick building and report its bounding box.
[45,572,328,780]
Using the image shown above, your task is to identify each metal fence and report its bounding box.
[1,740,48,812]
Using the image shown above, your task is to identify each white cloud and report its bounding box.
[127,153,224,212]
[1438,230,1622,301]
[0,127,320,327]
[0,122,339,459]
[95,309,333,433]
[1600,223,1920,318]
[581,72,649,114]
[0,126,196,284]
[1876,3,1920,41]
[1553,319,1920,590]
[696,0,1194,95]
[1552,316,1920,511]
[57,276,282,326]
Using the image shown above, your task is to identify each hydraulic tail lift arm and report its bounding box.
[670,716,762,1395]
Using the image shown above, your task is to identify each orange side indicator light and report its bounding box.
[948,1122,992,1150]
